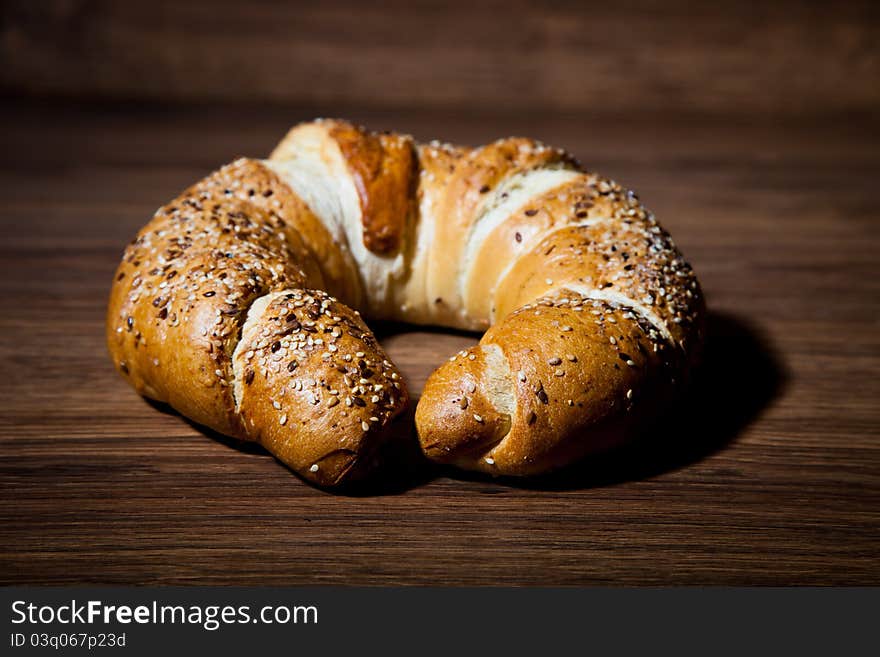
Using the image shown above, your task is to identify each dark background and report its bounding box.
[0,0,877,585]
[2,0,879,117]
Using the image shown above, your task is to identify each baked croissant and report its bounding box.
[107,119,704,486]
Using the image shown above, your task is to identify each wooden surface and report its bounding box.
[0,100,878,585]
[2,0,879,117]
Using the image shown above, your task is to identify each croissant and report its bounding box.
[107,119,704,486]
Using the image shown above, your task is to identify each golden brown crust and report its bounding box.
[493,177,705,354]
[416,172,704,475]
[106,157,409,487]
[106,183,308,437]
[108,119,705,483]
[424,138,580,328]
[417,345,513,463]
[435,137,578,231]
[462,175,594,320]
[325,120,417,256]
[416,291,680,475]
[234,290,408,487]
[198,158,366,307]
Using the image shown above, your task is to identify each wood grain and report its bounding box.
[2,0,879,117]
[0,100,877,585]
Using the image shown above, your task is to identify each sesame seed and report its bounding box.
[309,464,319,473]
[466,382,477,393]
[468,353,476,361]
[555,368,565,377]
[485,457,495,465]
[279,414,287,425]
[361,421,370,431]
[548,357,562,366]
[626,389,633,399]
[272,401,281,410]
[327,396,339,407]
[561,325,572,332]
[566,354,577,362]
[473,414,484,423]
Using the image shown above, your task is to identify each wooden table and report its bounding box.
[1,101,877,585]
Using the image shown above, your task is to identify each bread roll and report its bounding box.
[107,119,704,484]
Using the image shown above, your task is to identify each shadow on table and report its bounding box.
[148,310,785,495]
